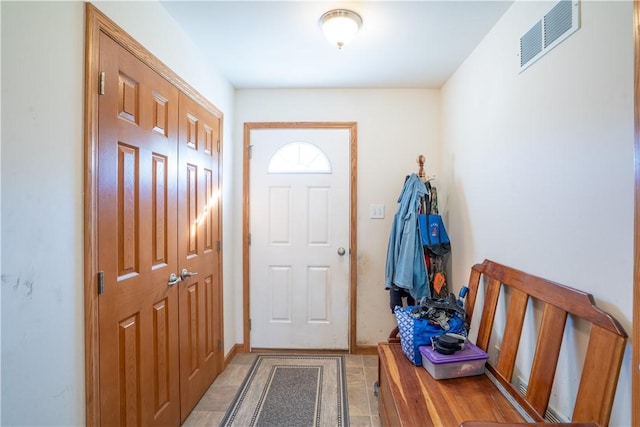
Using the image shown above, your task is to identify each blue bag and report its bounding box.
[419,214,451,257]
[394,305,465,366]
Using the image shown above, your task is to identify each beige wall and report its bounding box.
[440,1,633,424]
[234,89,441,346]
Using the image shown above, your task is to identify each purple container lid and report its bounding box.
[419,341,489,364]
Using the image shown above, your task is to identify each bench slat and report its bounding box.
[528,303,567,416]
[465,267,482,322]
[573,324,626,425]
[496,288,529,382]
[476,277,501,351]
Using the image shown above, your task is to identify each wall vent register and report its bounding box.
[519,0,580,72]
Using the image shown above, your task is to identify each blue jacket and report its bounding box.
[384,173,430,300]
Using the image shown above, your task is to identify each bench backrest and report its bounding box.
[465,260,627,426]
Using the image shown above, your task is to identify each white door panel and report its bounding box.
[250,128,350,349]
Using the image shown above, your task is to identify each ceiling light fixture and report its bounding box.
[319,9,362,49]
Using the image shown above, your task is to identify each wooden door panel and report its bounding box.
[119,314,141,426]
[117,142,139,278]
[186,282,200,376]
[178,93,222,420]
[203,169,214,251]
[186,164,198,255]
[98,32,180,427]
[151,154,169,267]
[151,298,172,413]
[204,274,216,360]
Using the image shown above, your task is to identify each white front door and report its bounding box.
[249,128,350,349]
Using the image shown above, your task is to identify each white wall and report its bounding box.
[1,3,85,424]
[440,1,633,424]
[235,89,441,346]
[0,2,234,425]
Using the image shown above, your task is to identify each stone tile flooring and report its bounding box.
[182,353,381,427]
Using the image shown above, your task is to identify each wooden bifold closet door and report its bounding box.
[95,31,222,426]
[176,82,223,419]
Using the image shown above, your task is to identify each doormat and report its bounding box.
[219,354,349,427]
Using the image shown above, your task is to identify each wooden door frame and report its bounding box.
[242,122,358,353]
[83,4,224,425]
[633,1,639,424]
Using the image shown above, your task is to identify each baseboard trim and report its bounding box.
[354,345,378,355]
[223,344,245,369]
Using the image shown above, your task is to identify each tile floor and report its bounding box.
[182,353,381,427]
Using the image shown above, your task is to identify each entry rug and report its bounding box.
[220,355,349,427]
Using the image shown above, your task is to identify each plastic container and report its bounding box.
[419,341,489,380]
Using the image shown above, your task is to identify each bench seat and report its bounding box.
[378,342,526,426]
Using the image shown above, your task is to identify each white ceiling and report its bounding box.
[160,1,513,89]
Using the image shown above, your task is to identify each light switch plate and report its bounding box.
[369,204,385,219]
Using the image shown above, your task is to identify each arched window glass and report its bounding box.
[267,142,331,174]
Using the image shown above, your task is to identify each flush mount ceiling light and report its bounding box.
[319,9,362,49]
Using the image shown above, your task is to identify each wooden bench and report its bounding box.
[377,259,627,426]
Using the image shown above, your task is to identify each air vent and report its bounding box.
[517,378,568,422]
[544,0,574,47]
[519,0,580,72]
[520,21,542,68]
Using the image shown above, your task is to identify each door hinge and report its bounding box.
[248,233,251,246]
[217,139,220,153]
[217,240,221,252]
[249,318,252,330]
[97,271,104,295]
[218,339,222,352]
[99,71,105,95]
[248,145,253,159]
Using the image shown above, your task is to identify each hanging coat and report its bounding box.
[384,173,430,300]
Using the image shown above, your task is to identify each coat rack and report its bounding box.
[415,154,449,298]
[417,154,437,183]
[417,155,427,182]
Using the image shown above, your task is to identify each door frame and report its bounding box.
[83,4,224,425]
[243,122,358,352]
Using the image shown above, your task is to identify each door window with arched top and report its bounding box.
[267,142,331,173]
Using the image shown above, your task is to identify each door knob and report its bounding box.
[167,273,181,286]
[337,247,346,256]
[181,268,198,280]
